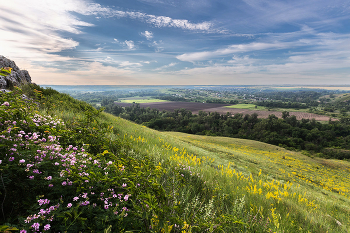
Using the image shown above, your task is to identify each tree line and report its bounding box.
[101,100,350,160]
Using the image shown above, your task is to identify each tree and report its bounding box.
[282,111,290,120]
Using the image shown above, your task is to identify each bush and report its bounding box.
[0,87,167,232]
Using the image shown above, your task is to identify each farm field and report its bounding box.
[225,103,266,110]
[119,98,168,103]
[114,101,230,112]
[199,107,333,121]
[114,101,333,121]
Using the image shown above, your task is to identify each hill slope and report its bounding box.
[1,84,349,232]
[110,116,350,232]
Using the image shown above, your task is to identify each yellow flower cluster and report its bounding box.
[159,139,214,166]
[229,144,350,199]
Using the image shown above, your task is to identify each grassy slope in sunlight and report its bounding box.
[108,115,350,232]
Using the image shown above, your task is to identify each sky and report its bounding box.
[1,0,350,85]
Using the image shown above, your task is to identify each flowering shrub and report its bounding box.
[0,87,167,232]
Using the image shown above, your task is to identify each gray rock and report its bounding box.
[0,78,7,88]
[0,55,32,89]
[0,89,11,93]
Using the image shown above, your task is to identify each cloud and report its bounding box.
[96,56,143,68]
[170,29,350,84]
[124,40,135,50]
[119,61,142,67]
[0,0,94,67]
[176,42,292,62]
[31,61,137,85]
[82,3,215,32]
[141,31,153,40]
[153,62,177,71]
[237,0,350,31]
[177,26,350,63]
[112,39,136,50]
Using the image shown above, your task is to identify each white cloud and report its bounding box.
[176,42,291,62]
[141,31,154,40]
[169,29,350,84]
[124,40,135,50]
[119,61,142,67]
[177,27,350,63]
[0,0,94,66]
[96,56,143,68]
[153,62,177,71]
[112,39,136,50]
[82,3,215,32]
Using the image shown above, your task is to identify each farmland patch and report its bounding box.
[114,101,333,121]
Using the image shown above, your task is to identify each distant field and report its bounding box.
[119,98,168,103]
[114,101,230,111]
[225,104,266,110]
[114,101,333,121]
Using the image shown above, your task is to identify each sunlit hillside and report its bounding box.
[1,85,349,232]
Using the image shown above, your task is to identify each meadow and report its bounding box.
[0,84,349,232]
[112,117,350,232]
[225,104,266,110]
[119,98,168,104]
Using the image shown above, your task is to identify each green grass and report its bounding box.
[119,98,168,103]
[225,103,266,110]
[105,116,350,232]
[225,104,313,113]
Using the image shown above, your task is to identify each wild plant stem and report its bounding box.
[1,173,7,221]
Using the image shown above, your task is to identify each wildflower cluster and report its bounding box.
[0,87,166,232]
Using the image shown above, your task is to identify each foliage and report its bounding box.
[0,86,167,232]
[0,67,12,77]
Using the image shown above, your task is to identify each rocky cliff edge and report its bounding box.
[0,56,32,89]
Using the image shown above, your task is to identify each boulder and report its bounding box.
[0,56,32,89]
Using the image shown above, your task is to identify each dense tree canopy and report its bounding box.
[102,102,350,160]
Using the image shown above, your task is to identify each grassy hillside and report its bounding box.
[1,84,349,232]
[109,116,350,233]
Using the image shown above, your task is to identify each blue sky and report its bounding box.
[1,0,350,85]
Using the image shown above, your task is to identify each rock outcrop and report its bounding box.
[0,56,32,89]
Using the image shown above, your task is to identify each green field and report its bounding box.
[225,103,314,113]
[119,98,168,103]
[225,103,266,110]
